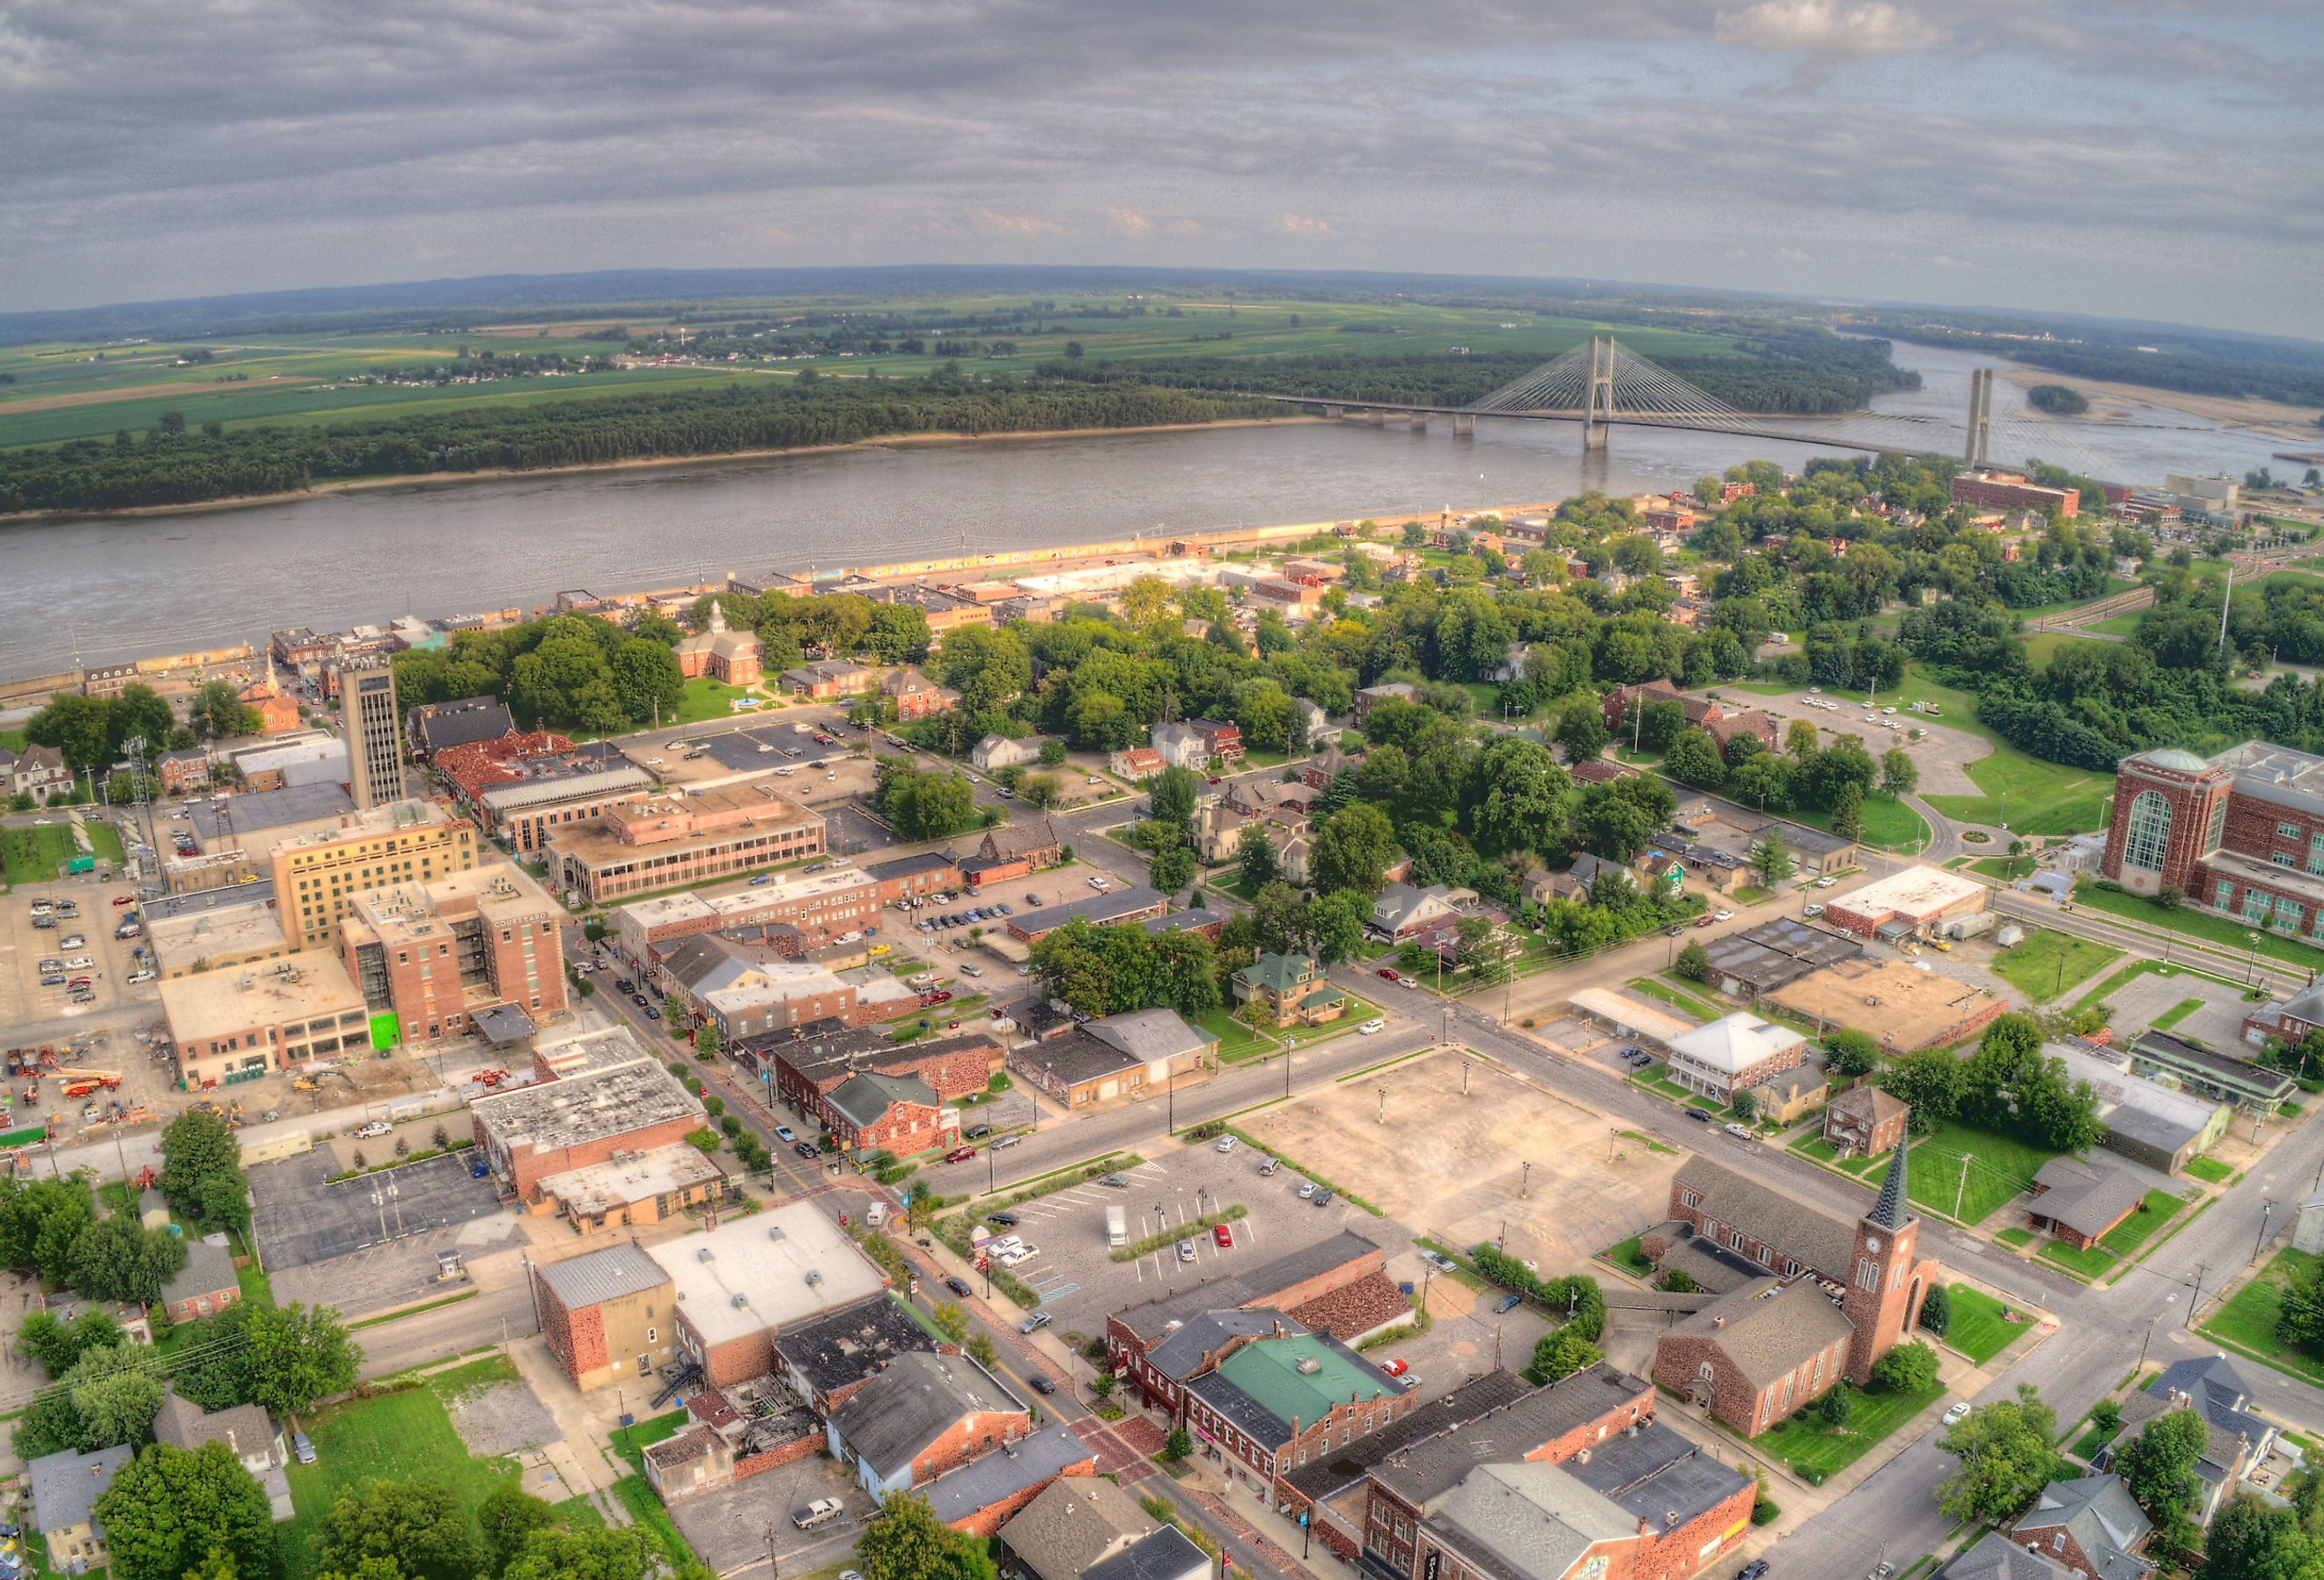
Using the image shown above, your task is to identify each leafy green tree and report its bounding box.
[95,1441,277,1580]
[68,1215,188,1305]
[930,1303,969,1342]
[1872,1341,1938,1394]
[1661,726,1725,788]
[1161,1427,1193,1463]
[1305,891,1370,967]
[320,1478,482,1580]
[1879,747,1918,797]
[1747,830,1794,886]
[1729,1089,1757,1124]
[0,1174,99,1283]
[2279,1255,2324,1355]
[65,1342,166,1446]
[1824,1029,1879,1082]
[316,1561,404,1580]
[187,681,262,740]
[1673,940,1710,982]
[1526,1327,1602,1385]
[1815,1386,1852,1430]
[1149,843,1196,896]
[1936,1385,2064,1525]
[1236,824,1279,891]
[2116,1409,2210,1526]
[1829,782,1864,840]
[854,1493,998,1580]
[1147,765,1202,836]
[243,1302,362,1416]
[967,1332,997,1370]
[1575,775,1674,863]
[502,1526,651,1580]
[1632,700,1685,753]
[186,1547,247,1580]
[1467,738,1575,856]
[160,1108,246,1224]
[478,1488,558,1580]
[2200,1497,2316,1580]
[1554,701,1608,764]
[1311,804,1398,898]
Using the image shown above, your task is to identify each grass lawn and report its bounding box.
[2087,614,2145,637]
[83,823,125,866]
[2040,1239,2122,1280]
[1969,856,2035,881]
[1193,1008,1280,1064]
[0,728,25,753]
[1750,1377,1948,1479]
[1908,1120,2056,1225]
[1599,1235,1655,1277]
[2011,579,2139,621]
[2151,998,2205,1031]
[2070,1422,2121,1460]
[2198,1246,2324,1385]
[1789,1133,1882,1176]
[1990,930,2122,1003]
[1284,995,1382,1047]
[613,1474,701,1573]
[609,1409,689,1468]
[2098,1190,2192,1260]
[236,1260,276,1309]
[280,1355,528,1577]
[1924,752,2113,837]
[1941,1284,2022,1365]
[2187,1156,2234,1185]
[1786,790,1929,854]
[1,825,76,888]
[2073,879,2324,970]
[1997,1226,2035,1247]
[1627,976,1722,1021]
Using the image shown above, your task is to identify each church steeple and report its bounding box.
[1867,1134,1911,1231]
[707,599,728,633]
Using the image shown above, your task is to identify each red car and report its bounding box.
[1695,913,1717,928]
[1380,1357,1409,1377]
[921,989,953,1006]
[1376,968,1400,982]
[112,894,135,907]
[945,1146,977,1163]
[1213,1223,1233,1248]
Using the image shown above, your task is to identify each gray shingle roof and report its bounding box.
[1371,1363,1652,1509]
[1561,1416,1752,1536]
[1114,1231,1381,1343]
[2013,1476,2152,1580]
[29,1444,135,1539]
[997,1475,1151,1580]
[916,1422,1090,1528]
[533,1242,672,1309]
[151,1391,276,1460]
[1673,1154,1859,1278]
[1084,1008,1210,1064]
[1666,1277,1857,1389]
[1429,1460,1636,1580]
[1144,1309,1304,1383]
[2030,1157,2151,1242]
[1830,1084,1908,1128]
[1941,1532,2082,1580]
[1081,1525,1211,1580]
[827,1351,1024,1481]
[1867,1134,1913,1232]
[827,1071,938,1129]
[1279,1371,1533,1505]
[162,1238,239,1304]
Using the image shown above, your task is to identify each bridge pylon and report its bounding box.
[1964,369,1994,467]
[1582,334,1614,452]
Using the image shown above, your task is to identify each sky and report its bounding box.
[2,0,2320,337]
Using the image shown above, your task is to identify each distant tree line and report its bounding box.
[0,376,1276,514]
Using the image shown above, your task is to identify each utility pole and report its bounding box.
[762,1522,780,1580]
[1520,1161,1532,1198]
[2253,1199,2276,1267]
[2187,1262,2209,1328]
[1377,1085,1388,1125]
[1953,1152,1974,1223]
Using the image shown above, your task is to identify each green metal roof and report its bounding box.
[1213,1334,1393,1432]
[1237,952,1317,993]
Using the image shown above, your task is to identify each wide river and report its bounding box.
[0,341,2291,679]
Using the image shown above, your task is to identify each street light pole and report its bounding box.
[2254,1199,2276,1267]
[1377,1085,1387,1125]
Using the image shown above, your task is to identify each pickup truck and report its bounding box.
[792,1499,844,1531]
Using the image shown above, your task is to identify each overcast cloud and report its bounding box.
[1,0,2318,334]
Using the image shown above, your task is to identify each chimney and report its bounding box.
[1711,1316,1725,1329]
[1637,1518,1652,1537]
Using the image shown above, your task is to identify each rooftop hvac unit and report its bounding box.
[1295,1357,1321,1375]
[805,1270,823,1285]
[731,1293,749,1308]
[767,1224,786,1241]
[698,1247,715,1262]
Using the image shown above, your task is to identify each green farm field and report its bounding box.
[0,296,1742,451]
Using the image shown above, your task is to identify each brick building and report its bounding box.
[879,667,954,720]
[1820,863,1986,942]
[1598,680,1779,752]
[1108,1232,1385,1401]
[826,1350,1033,1500]
[960,818,1064,887]
[434,734,653,855]
[338,863,568,1045]
[406,696,517,760]
[1004,1007,1214,1112]
[2006,1476,2151,1580]
[1647,1143,1936,1435]
[673,601,761,685]
[158,747,212,796]
[555,785,826,904]
[658,936,916,1040]
[1182,1330,1409,1495]
[648,1203,890,1387]
[1358,1363,1753,1580]
[824,1071,956,1155]
[2102,743,2324,947]
[773,1297,937,1414]
[1952,470,2081,519]
[1824,1085,1909,1159]
[615,865,876,970]
[271,797,479,949]
[530,1241,677,1392]
[158,1239,243,1324]
[779,659,876,699]
[743,1025,1003,1127]
[470,1033,706,1205]
[1660,1012,1806,1103]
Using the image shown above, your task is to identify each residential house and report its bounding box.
[2025,1157,2150,1252]
[2104,1354,2276,1526]
[778,659,874,699]
[151,1391,294,1521]
[12,744,73,805]
[1371,881,1461,940]
[1109,746,1165,781]
[1630,849,1686,895]
[158,746,213,795]
[1825,1086,1909,1159]
[880,667,954,720]
[1232,954,1346,1028]
[158,1238,243,1324]
[29,1445,136,1573]
[1940,1532,2082,1580]
[1754,1062,1830,1124]
[1149,723,1210,771]
[1291,698,1337,750]
[1352,682,1417,725]
[1534,853,1629,905]
[826,1351,1032,1503]
[970,734,1048,772]
[2009,1475,2152,1580]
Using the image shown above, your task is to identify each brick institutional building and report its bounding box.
[673,600,761,685]
[1644,1142,1935,1437]
[2102,743,2324,945]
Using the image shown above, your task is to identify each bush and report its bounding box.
[1751,1496,1780,1525]
[1872,1341,1938,1395]
[1816,1386,1853,1431]
[1918,1284,1952,1338]
[2092,1399,2122,1434]
[1162,1427,1193,1464]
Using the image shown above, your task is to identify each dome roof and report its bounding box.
[2141,748,2209,773]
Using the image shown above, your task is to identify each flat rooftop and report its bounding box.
[342,863,556,949]
[159,951,367,1038]
[143,878,278,924]
[2213,740,2324,818]
[274,797,460,855]
[621,866,876,933]
[1769,959,1997,1051]
[1827,864,1983,920]
[537,1024,661,1076]
[473,1049,702,1151]
[555,787,821,869]
[149,893,290,966]
[537,1143,724,1217]
[188,783,354,849]
[648,1202,887,1348]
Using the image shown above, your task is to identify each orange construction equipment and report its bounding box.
[474,1068,509,1088]
[135,1164,158,1189]
[54,1068,121,1084]
[60,1074,122,1099]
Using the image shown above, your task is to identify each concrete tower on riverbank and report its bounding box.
[337,656,402,808]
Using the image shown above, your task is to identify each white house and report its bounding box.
[1150,723,1209,770]
[970,735,1047,772]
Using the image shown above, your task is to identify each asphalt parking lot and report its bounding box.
[252,1147,507,1269]
[668,1451,872,1574]
[967,1142,1379,1335]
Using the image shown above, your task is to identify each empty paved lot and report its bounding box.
[253,1147,506,1268]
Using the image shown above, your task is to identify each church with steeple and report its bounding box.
[1642,1137,1938,1437]
[673,599,761,686]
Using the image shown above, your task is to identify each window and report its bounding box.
[646,1327,658,1342]
[2209,795,2229,851]
[2246,890,2273,923]
[2122,790,2173,871]
[1857,1258,1878,1290]
[2217,879,2237,909]
[2279,899,2305,932]
[2276,852,2298,867]
[2281,823,2303,839]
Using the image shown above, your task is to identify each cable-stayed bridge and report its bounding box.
[1258,334,2107,469]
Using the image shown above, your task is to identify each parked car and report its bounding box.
[1694,914,1716,929]
[1805,903,1826,918]
[1298,1180,1316,1199]
[1713,909,1734,922]
[1420,1250,1457,1272]
[1496,1291,1524,1313]
[1686,1107,1714,1122]
[1664,924,1686,937]
[1377,968,1400,981]
[775,1126,797,1142]
[944,1275,973,1297]
[1724,1122,1754,1139]
[354,1121,391,1139]
[1176,1240,1197,1262]
[1380,1357,1408,1377]
[1734,1562,1769,1580]
[1215,1135,1238,1153]
[967,1123,993,1140]
[792,1499,844,1532]
[291,1430,316,1465]
[1942,1401,1971,1427]
[987,1210,1019,1225]
[645,1007,661,1020]
[1019,1312,1051,1334]
[1026,1373,1056,1396]
[1213,1223,1233,1248]
[945,1146,977,1163]
[1358,1018,1386,1034]
[1815,875,1837,888]
[794,1142,817,1159]
[1313,1189,1335,1208]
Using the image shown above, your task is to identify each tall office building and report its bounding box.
[338,658,402,809]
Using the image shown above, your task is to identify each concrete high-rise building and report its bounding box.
[338,658,401,809]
